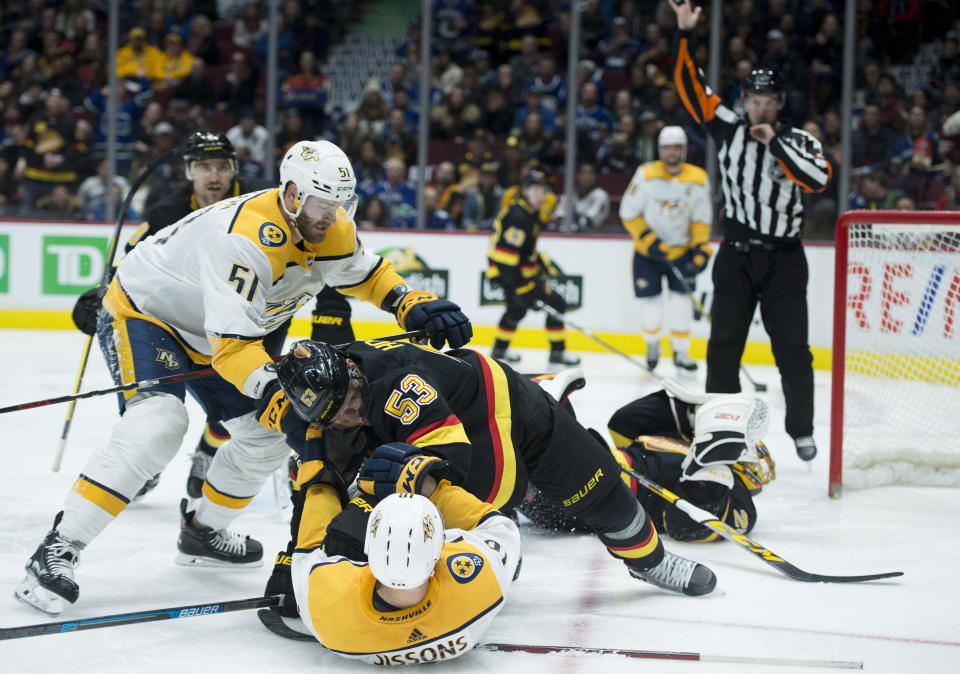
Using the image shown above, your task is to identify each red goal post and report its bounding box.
[830,210,960,498]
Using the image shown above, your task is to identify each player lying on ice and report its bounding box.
[259,338,718,626]
[15,139,472,615]
[519,375,776,541]
[278,433,521,664]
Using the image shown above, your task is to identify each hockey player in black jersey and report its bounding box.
[486,171,579,367]
[520,378,776,542]
[261,339,718,599]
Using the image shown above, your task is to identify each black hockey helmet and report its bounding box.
[743,68,784,101]
[521,169,549,189]
[183,131,236,177]
[277,340,368,426]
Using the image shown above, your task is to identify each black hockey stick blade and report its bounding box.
[257,608,315,641]
[0,330,426,415]
[0,595,281,640]
[479,643,863,669]
[622,467,904,583]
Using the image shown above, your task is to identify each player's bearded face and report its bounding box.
[328,378,367,429]
[293,196,340,243]
[660,143,685,168]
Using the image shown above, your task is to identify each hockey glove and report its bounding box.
[264,550,299,617]
[638,231,669,262]
[680,395,754,481]
[515,281,540,309]
[357,442,450,499]
[72,286,101,336]
[257,379,309,445]
[323,494,377,562]
[396,290,473,349]
[676,244,713,276]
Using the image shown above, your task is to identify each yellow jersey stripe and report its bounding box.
[72,474,129,517]
[201,480,254,509]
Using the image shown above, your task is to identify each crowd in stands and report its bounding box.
[1,0,959,240]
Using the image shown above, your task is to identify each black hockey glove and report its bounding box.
[323,494,377,562]
[396,290,473,349]
[639,231,669,262]
[264,549,299,617]
[357,442,450,499]
[256,379,310,445]
[72,286,102,336]
[676,244,712,276]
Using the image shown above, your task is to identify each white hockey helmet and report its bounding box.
[279,140,357,220]
[364,493,444,590]
[658,125,688,149]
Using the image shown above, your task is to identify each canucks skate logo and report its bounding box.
[259,223,287,247]
[155,348,181,370]
[447,553,483,583]
[299,388,318,406]
[377,247,448,299]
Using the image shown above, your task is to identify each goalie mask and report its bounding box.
[277,340,368,427]
[365,493,444,589]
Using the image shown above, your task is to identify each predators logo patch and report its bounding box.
[300,146,319,161]
[259,223,286,247]
[447,553,483,584]
[155,348,181,370]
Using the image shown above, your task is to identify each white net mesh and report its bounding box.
[840,221,960,489]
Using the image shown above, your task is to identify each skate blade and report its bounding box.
[13,578,66,616]
[174,552,264,568]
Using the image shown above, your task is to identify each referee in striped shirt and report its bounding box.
[669,0,832,461]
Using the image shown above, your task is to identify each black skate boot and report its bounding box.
[673,350,698,373]
[627,550,717,596]
[176,499,263,567]
[646,340,660,371]
[548,350,581,367]
[793,436,818,461]
[491,347,521,364]
[14,512,83,615]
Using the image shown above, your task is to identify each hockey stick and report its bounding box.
[479,643,863,669]
[0,329,425,415]
[256,612,862,669]
[0,595,281,640]
[534,300,657,375]
[666,264,767,393]
[621,466,903,583]
[52,148,179,472]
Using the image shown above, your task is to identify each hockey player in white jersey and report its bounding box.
[619,126,713,373]
[288,440,520,665]
[14,140,472,615]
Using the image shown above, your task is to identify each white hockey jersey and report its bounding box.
[619,161,712,259]
[292,483,521,666]
[103,188,406,395]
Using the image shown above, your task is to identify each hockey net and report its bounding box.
[830,211,960,497]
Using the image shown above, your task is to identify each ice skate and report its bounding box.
[548,350,580,367]
[673,350,698,373]
[14,513,83,615]
[186,450,213,499]
[646,340,660,371]
[793,436,817,462]
[176,499,263,567]
[491,348,521,364]
[627,550,717,596]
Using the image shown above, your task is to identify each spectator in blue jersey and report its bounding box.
[575,81,614,149]
[599,17,644,71]
[83,78,151,175]
[512,90,557,135]
[423,184,455,230]
[527,55,567,113]
[373,157,417,228]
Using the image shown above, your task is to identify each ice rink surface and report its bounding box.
[0,329,957,673]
